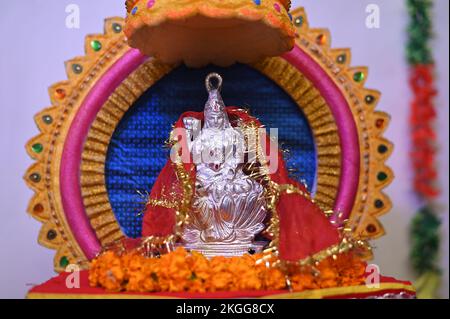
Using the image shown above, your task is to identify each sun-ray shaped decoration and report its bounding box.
[287,7,394,240]
[25,17,130,271]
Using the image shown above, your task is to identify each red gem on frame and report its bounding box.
[376,119,385,128]
[366,224,377,233]
[316,34,327,45]
[55,88,66,100]
[34,204,44,214]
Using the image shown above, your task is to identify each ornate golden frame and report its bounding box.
[25,8,393,271]
[288,8,393,239]
[25,17,130,271]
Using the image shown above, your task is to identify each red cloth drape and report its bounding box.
[28,271,415,299]
[142,108,340,262]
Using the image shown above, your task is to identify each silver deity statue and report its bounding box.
[181,73,267,257]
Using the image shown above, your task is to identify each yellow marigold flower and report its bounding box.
[88,247,368,294]
[210,272,234,291]
[263,268,286,290]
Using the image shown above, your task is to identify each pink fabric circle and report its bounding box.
[283,46,360,222]
[60,44,359,260]
[147,0,155,9]
[60,49,147,259]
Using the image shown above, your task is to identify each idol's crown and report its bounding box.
[204,73,225,114]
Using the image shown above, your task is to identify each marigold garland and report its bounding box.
[407,0,442,299]
[89,248,366,293]
[410,64,439,199]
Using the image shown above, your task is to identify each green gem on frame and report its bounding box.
[377,172,388,181]
[32,143,43,154]
[353,71,365,82]
[90,40,102,52]
[59,256,70,268]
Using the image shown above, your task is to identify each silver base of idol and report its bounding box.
[183,242,267,258]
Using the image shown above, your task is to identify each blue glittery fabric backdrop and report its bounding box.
[105,64,317,238]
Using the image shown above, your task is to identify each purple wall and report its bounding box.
[0,0,448,298]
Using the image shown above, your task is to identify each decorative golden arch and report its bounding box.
[25,8,393,272]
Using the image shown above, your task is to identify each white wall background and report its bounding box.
[0,0,448,298]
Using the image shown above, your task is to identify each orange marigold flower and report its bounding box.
[291,273,318,291]
[88,248,368,294]
[210,272,234,291]
[262,268,286,290]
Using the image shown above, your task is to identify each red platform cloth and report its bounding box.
[27,271,415,299]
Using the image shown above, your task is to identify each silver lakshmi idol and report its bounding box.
[181,73,267,257]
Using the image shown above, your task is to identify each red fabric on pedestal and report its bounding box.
[27,271,415,299]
